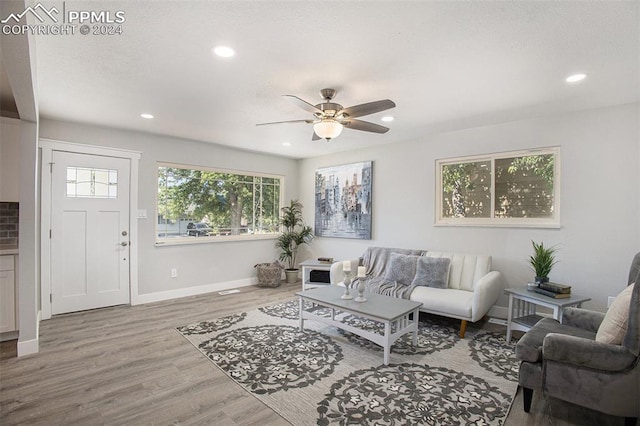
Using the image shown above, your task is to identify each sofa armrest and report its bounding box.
[561,307,605,332]
[471,270,502,322]
[330,258,360,285]
[543,333,636,371]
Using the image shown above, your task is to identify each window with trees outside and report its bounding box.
[436,147,560,227]
[156,163,283,244]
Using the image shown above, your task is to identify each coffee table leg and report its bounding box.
[383,321,391,365]
[412,308,419,346]
[298,295,304,331]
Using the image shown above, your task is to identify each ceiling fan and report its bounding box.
[257,88,396,141]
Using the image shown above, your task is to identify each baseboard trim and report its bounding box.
[132,277,257,305]
[17,310,41,356]
[17,337,39,357]
[488,305,508,320]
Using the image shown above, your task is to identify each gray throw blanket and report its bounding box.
[359,247,426,299]
[364,276,416,299]
[361,246,425,276]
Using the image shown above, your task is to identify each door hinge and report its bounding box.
[50,293,52,303]
[49,162,54,173]
[49,229,52,239]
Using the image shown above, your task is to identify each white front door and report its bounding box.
[50,151,131,314]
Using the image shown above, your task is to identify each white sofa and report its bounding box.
[329,247,502,337]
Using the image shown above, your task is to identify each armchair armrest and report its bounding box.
[330,258,360,285]
[561,307,605,332]
[471,270,502,322]
[543,333,636,371]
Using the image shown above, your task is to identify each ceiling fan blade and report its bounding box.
[337,99,396,119]
[256,119,315,126]
[312,131,321,141]
[283,95,323,114]
[342,119,390,134]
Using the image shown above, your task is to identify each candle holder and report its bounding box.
[341,271,353,300]
[355,277,367,302]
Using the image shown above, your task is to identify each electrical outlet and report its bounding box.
[607,296,616,308]
[171,268,177,278]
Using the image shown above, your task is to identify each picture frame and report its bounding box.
[314,161,372,239]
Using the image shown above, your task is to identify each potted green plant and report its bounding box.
[529,240,558,285]
[275,199,314,283]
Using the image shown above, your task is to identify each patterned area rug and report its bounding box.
[177,299,518,425]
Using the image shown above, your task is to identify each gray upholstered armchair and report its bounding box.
[516,252,640,425]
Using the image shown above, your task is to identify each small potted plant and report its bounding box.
[529,240,558,285]
[275,199,314,283]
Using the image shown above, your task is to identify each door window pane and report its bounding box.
[66,167,118,199]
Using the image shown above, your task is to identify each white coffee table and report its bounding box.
[296,286,423,365]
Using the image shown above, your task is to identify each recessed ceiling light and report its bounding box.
[213,46,235,58]
[381,116,394,122]
[140,113,154,119]
[282,142,291,147]
[566,73,587,83]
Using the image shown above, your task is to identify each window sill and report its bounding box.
[435,219,561,229]
[155,234,278,246]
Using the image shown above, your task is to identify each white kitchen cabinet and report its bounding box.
[0,255,17,333]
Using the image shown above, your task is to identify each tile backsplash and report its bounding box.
[0,202,19,246]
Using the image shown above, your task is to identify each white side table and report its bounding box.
[504,287,591,342]
[300,259,335,291]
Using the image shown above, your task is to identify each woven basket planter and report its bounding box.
[254,263,283,288]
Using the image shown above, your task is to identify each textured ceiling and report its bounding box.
[32,1,639,158]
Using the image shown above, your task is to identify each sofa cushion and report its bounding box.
[425,252,491,291]
[596,283,634,345]
[383,253,419,286]
[410,287,473,319]
[411,256,451,288]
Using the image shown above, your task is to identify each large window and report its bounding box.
[156,163,283,244]
[436,148,560,227]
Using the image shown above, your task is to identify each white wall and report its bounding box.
[0,118,22,202]
[299,103,640,313]
[18,120,39,356]
[39,119,299,299]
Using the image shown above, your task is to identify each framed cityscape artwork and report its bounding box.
[314,161,372,239]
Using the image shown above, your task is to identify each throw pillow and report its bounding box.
[411,256,451,289]
[595,283,635,345]
[383,253,419,286]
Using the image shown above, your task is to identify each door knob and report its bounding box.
[121,241,128,246]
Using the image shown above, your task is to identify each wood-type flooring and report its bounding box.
[0,281,632,425]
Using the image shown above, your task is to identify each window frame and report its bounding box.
[155,162,285,246]
[435,147,560,228]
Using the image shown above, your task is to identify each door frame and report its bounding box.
[40,139,141,320]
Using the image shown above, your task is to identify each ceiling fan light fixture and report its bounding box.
[314,120,343,140]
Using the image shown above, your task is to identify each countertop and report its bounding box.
[0,245,19,255]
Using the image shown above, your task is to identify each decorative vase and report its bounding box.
[285,269,299,284]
